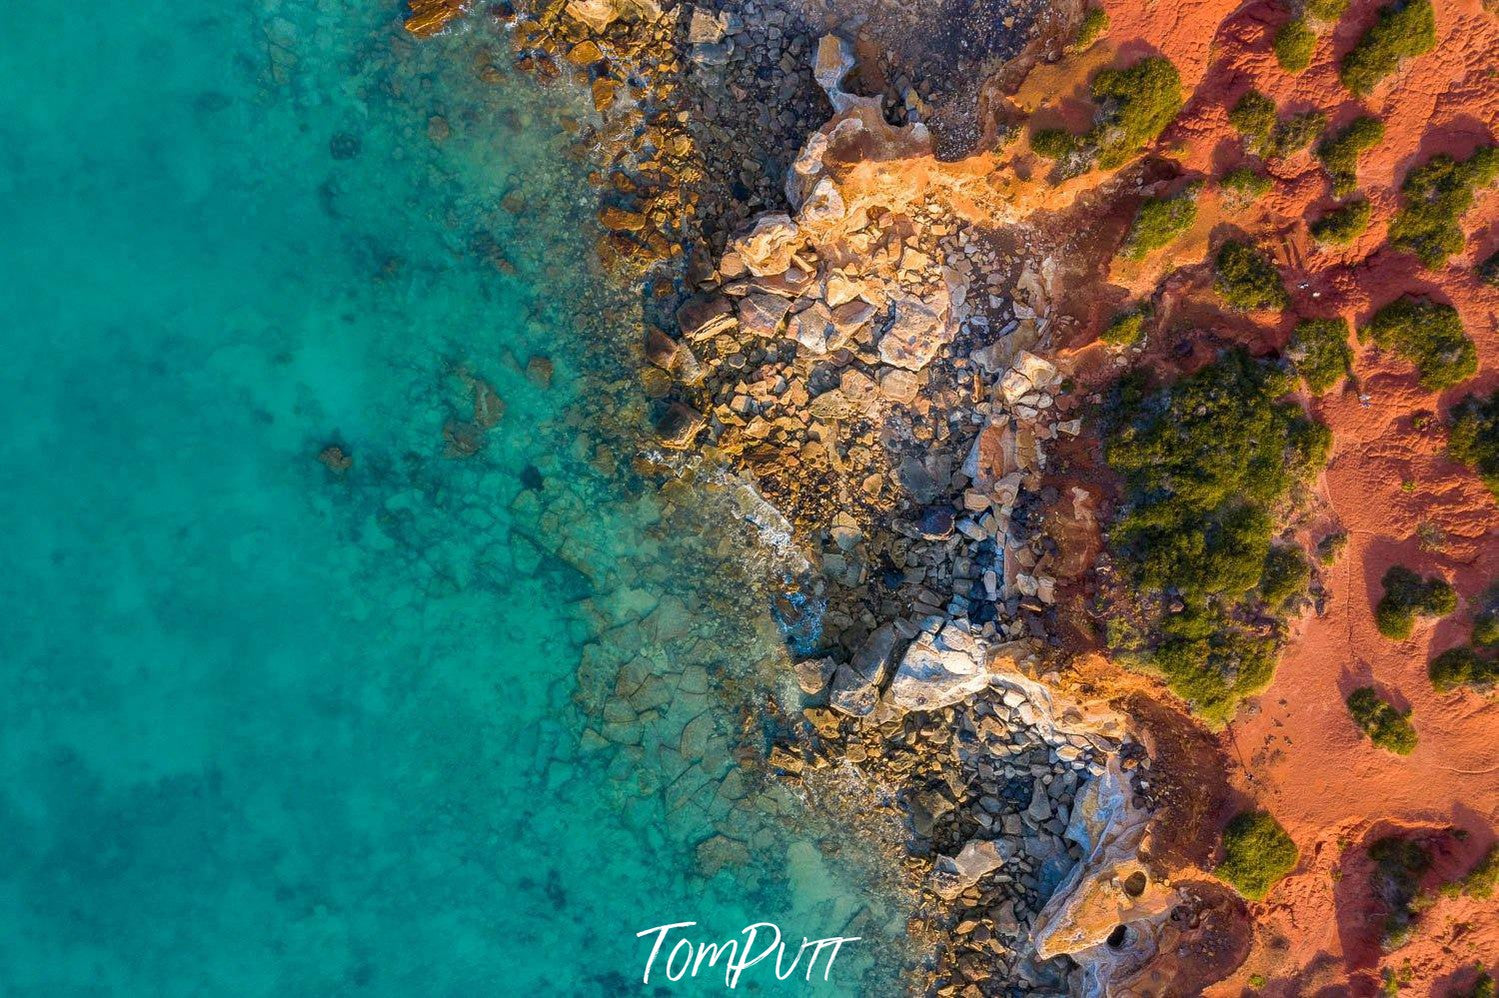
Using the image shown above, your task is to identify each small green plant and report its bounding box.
[1267,110,1329,159]
[1221,165,1274,203]
[1215,240,1290,310]
[1290,317,1354,393]
[1448,389,1499,498]
[1218,809,1300,900]
[1376,564,1456,639]
[1032,127,1081,160]
[1310,198,1372,244]
[1073,6,1110,49]
[1089,57,1185,168]
[1474,591,1499,647]
[1449,968,1496,998]
[1340,0,1436,96]
[1317,530,1348,564]
[1102,305,1151,346]
[1260,545,1311,610]
[1369,834,1432,947]
[1318,115,1384,197]
[1275,17,1317,72]
[1389,146,1499,268]
[1452,844,1498,899]
[1429,644,1498,692]
[1230,91,1278,152]
[1121,183,1201,259]
[1248,972,1269,989]
[1307,0,1350,19]
[1361,297,1477,391]
[1479,249,1499,287]
[1347,686,1418,754]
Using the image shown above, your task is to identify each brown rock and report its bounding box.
[655,402,703,449]
[676,293,737,341]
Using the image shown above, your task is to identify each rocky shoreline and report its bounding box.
[408,1,1243,993]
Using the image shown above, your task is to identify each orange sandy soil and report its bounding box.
[1009,0,1499,991]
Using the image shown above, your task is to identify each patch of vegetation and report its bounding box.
[1031,127,1082,160]
[1103,350,1330,723]
[1318,115,1384,197]
[1361,297,1477,391]
[1102,305,1151,347]
[1339,0,1436,96]
[1479,249,1499,287]
[1230,91,1278,152]
[1388,146,1499,267]
[1307,0,1350,19]
[1449,844,1498,899]
[1122,183,1201,259]
[1267,110,1329,160]
[1089,57,1185,168]
[1348,686,1418,754]
[1073,6,1110,50]
[1275,17,1317,71]
[1218,809,1300,899]
[1475,591,1499,647]
[1317,530,1348,564]
[1448,389,1499,498]
[1290,317,1354,393]
[1215,240,1290,310]
[1429,644,1498,692]
[1448,969,1495,998]
[1260,545,1311,610]
[1368,835,1432,947]
[1221,165,1274,203]
[1310,198,1372,244]
[1376,564,1456,639]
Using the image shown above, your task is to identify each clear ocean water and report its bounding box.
[0,2,910,994]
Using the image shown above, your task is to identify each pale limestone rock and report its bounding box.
[786,302,834,353]
[889,621,991,711]
[812,35,856,110]
[878,368,920,404]
[731,213,800,277]
[737,292,792,338]
[878,295,950,371]
[930,838,1017,900]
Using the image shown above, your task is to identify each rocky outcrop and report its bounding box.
[888,620,992,711]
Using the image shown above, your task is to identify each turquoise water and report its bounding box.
[0,3,910,993]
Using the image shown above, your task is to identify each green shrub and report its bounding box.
[1448,389,1499,498]
[1479,249,1499,287]
[1267,110,1329,160]
[1221,165,1274,203]
[1453,844,1498,899]
[1218,810,1300,899]
[1347,686,1418,754]
[1290,317,1354,393]
[1215,240,1290,310]
[1102,305,1151,346]
[1276,17,1317,71]
[1318,115,1385,197]
[1475,597,1499,647]
[1307,0,1350,20]
[1310,198,1372,244]
[1104,350,1330,723]
[1429,645,1498,691]
[1032,127,1081,160]
[1122,183,1201,259]
[1318,530,1348,564]
[1369,834,1432,946]
[1389,146,1499,268]
[1089,57,1184,168]
[1339,0,1436,96]
[1260,545,1311,610]
[1376,564,1456,639]
[1450,969,1496,998]
[1074,7,1110,49]
[1230,91,1278,152]
[1361,297,1476,391]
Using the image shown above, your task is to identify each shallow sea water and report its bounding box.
[0,3,910,994]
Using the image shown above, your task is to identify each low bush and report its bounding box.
[1449,969,1496,998]
[1122,183,1201,259]
[1260,545,1311,610]
[1361,297,1476,391]
[1375,564,1456,639]
[1369,834,1433,947]
[1031,127,1081,160]
[1104,350,1330,722]
[1448,389,1499,498]
[1230,91,1278,152]
[1318,115,1384,197]
[1221,165,1274,203]
[1310,198,1372,244]
[1480,249,1499,287]
[1429,645,1498,692]
[1339,0,1436,96]
[1318,530,1348,564]
[1307,0,1350,19]
[1451,844,1498,899]
[1090,57,1185,168]
[1347,686,1418,754]
[1073,7,1110,49]
[1267,110,1328,160]
[1216,240,1290,310]
[1388,146,1499,267]
[1290,317,1353,393]
[1218,810,1300,899]
[1102,305,1151,346]
[1275,17,1317,72]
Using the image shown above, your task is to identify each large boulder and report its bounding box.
[738,292,792,338]
[889,621,992,711]
[877,294,951,371]
[930,838,1018,900]
[827,624,899,717]
[677,293,737,341]
[730,213,800,277]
